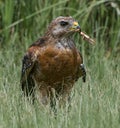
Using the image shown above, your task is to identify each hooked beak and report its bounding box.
[69,21,81,31]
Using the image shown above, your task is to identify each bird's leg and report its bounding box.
[58,83,73,110]
[39,85,58,114]
[38,85,50,105]
[49,88,58,114]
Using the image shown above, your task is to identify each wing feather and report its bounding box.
[76,51,86,82]
[20,53,35,97]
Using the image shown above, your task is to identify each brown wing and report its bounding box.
[20,37,46,98]
[20,53,35,97]
[76,51,86,82]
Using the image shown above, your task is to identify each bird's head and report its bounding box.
[45,16,81,38]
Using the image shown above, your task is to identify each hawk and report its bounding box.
[20,16,86,108]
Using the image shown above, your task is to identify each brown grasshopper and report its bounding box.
[80,31,96,45]
[76,29,96,45]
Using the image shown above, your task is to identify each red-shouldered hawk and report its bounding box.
[20,16,86,109]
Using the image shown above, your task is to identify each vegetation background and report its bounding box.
[0,0,120,128]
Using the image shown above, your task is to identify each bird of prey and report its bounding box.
[20,16,86,108]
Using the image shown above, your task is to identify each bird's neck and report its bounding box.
[55,38,74,47]
[44,31,74,45]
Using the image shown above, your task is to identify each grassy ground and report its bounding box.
[0,0,120,128]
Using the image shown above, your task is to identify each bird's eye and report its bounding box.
[60,21,68,26]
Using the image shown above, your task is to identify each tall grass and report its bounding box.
[0,0,120,128]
